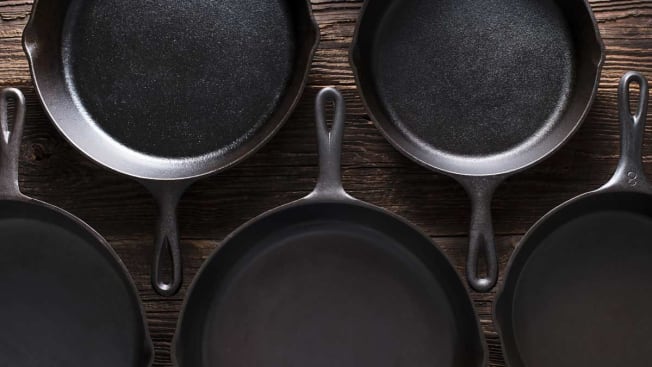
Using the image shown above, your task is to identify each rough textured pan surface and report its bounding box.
[174,88,485,367]
[353,0,602,176]
[63,0,295,158]
[24,0,318,179]
[495,72,652,367]
[374,0,573,157]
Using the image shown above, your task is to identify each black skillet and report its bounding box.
[496,72,652,366]
[351,0,604,291]
[173,88,485,367]
[0,89,151,365]
[23,0,319,295]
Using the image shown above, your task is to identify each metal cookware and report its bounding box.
[351,0,605,291]
[495,72,652,366]
[23,0,319,295]
[0,89,151,366]
[173,88,486,367]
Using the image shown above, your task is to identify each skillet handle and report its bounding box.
[463,178,499,292]
[606,72,650,191]
[0,88,26,198]
[145,181,189,297]
[311,87,348,198]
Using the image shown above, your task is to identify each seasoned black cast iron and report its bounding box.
[23,0,319,295]
[496,73,652,367]
[352,0,604,291]
[0,89,151,365]
[174,88,485,367]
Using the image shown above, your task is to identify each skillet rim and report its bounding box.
[172,195,488,367]
[349,0,605,177]
[22,0,320,181]
[0,193,154,367]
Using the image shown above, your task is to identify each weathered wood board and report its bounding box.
[0,0,650,365]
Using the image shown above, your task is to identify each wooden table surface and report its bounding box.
[0,0,651,365]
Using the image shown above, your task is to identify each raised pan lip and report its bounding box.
[22,0,321,183]
[349,0,606,181]
[170,194,488,367]
[0,193,155,367]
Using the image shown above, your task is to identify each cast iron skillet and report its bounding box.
[23,0,319,296]
[351,0,604,292]
[173,88,486,367]
[496,72,652,366]
[0,89,152,365]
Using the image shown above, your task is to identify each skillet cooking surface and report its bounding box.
[372,0,574,156]
[176,203,483,367]
[0,201,149,366]
[63,0,295,157]
[508,193,652,367]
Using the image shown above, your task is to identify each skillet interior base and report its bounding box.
[63,0,296,158]
[372,0,574,157]
[0,201,149,367]
[176,203,483,367]
[505,194,652,367]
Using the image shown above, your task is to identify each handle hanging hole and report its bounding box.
[156,237,174,289]
[0,88,26,146]
[468,233,497,292]
[620,72,649,123]
[476,245,489,278]
[312,88,347,198]
[0,88,26,196]
[323,99,336,131]
[627,80,642,118]
[1,98,16,143]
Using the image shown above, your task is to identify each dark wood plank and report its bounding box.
[1,1,651,366]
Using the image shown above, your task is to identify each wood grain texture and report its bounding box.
[0,1,651,366]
